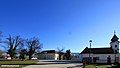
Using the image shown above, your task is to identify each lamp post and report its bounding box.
[114,48,119,64]
[115,50,116,64]
[89,40,92,64]
[115,49,118,63]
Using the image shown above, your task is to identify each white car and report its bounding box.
[31,57,37,60]
[7,57,11,60]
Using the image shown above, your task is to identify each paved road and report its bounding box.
[23,60,83,68]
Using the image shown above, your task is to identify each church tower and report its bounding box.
[110,32,119,53]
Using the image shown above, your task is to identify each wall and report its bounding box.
[82,54,119,63]
[71,54,83,61]
[38,53,59,60]
[55,53,59,60]
[110,41,119,53]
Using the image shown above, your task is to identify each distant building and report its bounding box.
[37,50,64,60]
[81,33,119,63]
[71,53,82,61]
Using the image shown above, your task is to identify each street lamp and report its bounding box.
[115,49,118,63]
[89,40,92,64]
[89,40,92,49]
[115,50,117,63]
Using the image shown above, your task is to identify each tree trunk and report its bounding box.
[10,55,13,59]
[59,54,61,60]
[29,55,32,60]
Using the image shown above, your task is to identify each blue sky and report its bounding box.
[0,0,120,52]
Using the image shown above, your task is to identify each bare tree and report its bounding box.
[0,31,3,50]
[0,49,4,58]
[19,49,27,60]
[5,35,23,59]
[64,49,71,60]
[57,48,64,60]
[26,37,42,60]
[0,31,2,43]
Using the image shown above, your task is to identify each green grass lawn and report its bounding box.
[85,64,117,68]
[0,60,38,68]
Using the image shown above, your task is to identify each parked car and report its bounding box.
[5,56,11,60]
[31,57,37,60]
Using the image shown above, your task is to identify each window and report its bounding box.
[93,57,99,60]
[93,57,99,63]
[115,45,117,48]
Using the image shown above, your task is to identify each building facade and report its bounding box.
[37,50,65,60]
[81,33,119,63]
[71,53,82,61]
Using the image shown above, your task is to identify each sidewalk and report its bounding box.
[24,64,83,68]
[24,60,83,68]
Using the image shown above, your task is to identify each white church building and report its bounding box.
[81,33,120,63]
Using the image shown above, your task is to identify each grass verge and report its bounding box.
[0,60,38,68]
[85,64,117,68]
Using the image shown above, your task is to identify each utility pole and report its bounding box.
[89,40,92,64]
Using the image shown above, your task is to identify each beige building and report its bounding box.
[38,50,61,60]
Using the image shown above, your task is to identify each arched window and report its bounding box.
[115,45,117,48]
